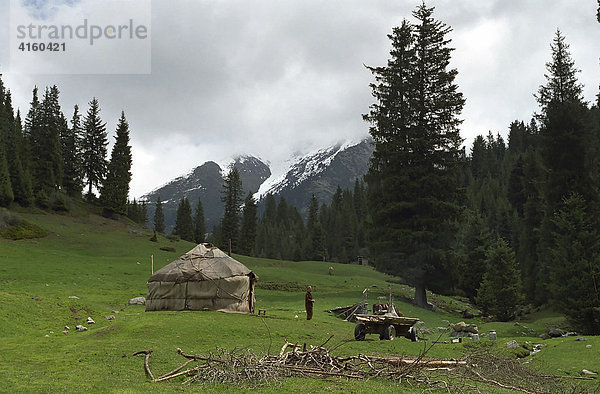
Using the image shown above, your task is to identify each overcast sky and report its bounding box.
[0,0,598,198]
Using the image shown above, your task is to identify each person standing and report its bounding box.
[305,285,315,320]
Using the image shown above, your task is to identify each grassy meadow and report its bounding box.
[0,208,598,392]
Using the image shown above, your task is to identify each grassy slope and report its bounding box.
[0,210,598,392]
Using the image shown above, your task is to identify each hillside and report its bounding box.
[0,209,598,392]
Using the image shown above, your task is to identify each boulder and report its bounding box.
[86,317,95,324]
[586,344,592,348]
[76,325,87,332]
[68,295,79,299]
[105,315,116,320]
[451,321,478,334]
[128,296,146,305]
[61,330,69,335]
[506,340,519,349]
[539,333,550,340]
[462,310,474,319]
[548,327,564,337]
[581,369,597,376]
[576,337,588,341]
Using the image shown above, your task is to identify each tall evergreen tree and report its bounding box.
[364,4,465,308]
[0,79,15,206]
[219,168,243,251]
[100,112,132,214]
[193,198,206,243]
[61,105,84,197]
[7,111,33,206]
[82,97,108,201]
[476,238,523,321]
[28,86,63,193]
[173,197,194,242]
[238,192,257,255]
[549,193,600,334]
[153,197,165,233]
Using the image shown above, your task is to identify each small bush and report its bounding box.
[35,190,49,209]
[0,208,22,229]
[159,246,176,252]
[49,191,70,212]
[150,231,158,242]
[0,221,47,240]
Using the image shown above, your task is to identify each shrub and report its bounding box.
[35,190,49,209]
[49,191,70,212]
[0,208,22,229]
[0,221,47,240]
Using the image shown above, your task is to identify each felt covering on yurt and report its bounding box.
[145,243,257,313]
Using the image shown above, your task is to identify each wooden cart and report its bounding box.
[354,314,419,341]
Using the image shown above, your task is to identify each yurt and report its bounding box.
[145,243,257,313]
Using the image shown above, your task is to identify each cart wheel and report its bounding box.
[381,325,395,340]
[354,323,366,341]
[408,326,418,342]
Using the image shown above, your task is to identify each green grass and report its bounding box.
[0,209,598,392]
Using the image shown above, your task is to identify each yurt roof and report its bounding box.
[147,244,252,283]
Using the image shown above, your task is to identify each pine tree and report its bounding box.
[27,86,63,193]
[8,111,33,206]
[193,198,206,243]
[476,238,523,321]
[456,211,492,301]
[364,4,465,308]
[100,112,132,214]
[238,192,257,255]
[82,97,108,201]
[62,105,84,197]
[219,168,243,251]
[153,197,165,233]
[0,146,12,207]
[548,193,600,334]
[0,79,14,206]
[173,197,194,242]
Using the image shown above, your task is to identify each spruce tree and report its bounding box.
[62,105,84,197]
[173,197,194,242]
[100,112,132,214]
[153,197,165,233]
[82,97,108,201]
[35,86,64,191]
[364,4,465,308]
[549,193,600,334]
[8,111,33,206]
[476,238,523,321]
[193,198,206,243]
[0,80,14,206]
[219,168,243,251]
[0,139,13,207]
[238,192,257,255]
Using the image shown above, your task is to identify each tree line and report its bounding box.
[0,79,134,218]
[363,3,600,334]
[161,167,369,263]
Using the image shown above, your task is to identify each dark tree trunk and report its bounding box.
[414,283,432,310]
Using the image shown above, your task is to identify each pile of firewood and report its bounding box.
[133,336,465,388]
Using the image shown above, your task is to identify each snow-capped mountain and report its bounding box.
[255,138,373,216]
[142,155,271,233]
[141,138,373,232]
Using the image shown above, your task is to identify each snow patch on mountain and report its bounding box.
[254,138,366,201]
